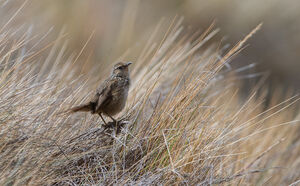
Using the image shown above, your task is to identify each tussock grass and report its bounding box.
[0,12,299,186]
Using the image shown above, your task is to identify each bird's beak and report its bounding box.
[126,62,133,66]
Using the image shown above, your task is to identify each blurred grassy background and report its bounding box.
[0,1,299,185]
[4,0,300,89]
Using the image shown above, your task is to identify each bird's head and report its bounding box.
[112,61,132,78]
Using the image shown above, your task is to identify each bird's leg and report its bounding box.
[107,114,117,124]
[98,113,108,125]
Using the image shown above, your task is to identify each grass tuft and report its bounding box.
[0,13,299,186]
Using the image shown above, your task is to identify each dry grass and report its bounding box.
[0,8,299,186]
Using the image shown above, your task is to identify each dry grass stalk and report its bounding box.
[0,12,299,186]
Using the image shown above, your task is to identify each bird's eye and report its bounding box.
[117,66,123,70]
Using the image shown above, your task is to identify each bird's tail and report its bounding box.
[69,104,92,112]
[57,103,92,115]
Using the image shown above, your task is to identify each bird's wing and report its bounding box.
[89,79,109,112]
[95,86,112,112]
[91,78,115,112]
[90,79,108,103]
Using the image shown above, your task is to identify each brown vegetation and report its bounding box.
[0,3,299,186]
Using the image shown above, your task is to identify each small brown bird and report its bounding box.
[70,61,132,125]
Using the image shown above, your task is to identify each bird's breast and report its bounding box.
[102,78,130,115]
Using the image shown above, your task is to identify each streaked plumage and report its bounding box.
[70,61,132,124]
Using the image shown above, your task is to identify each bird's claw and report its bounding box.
[102,120,117,129]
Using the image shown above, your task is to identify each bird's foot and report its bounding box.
[102,119,129,133]
[102,120,117,129]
